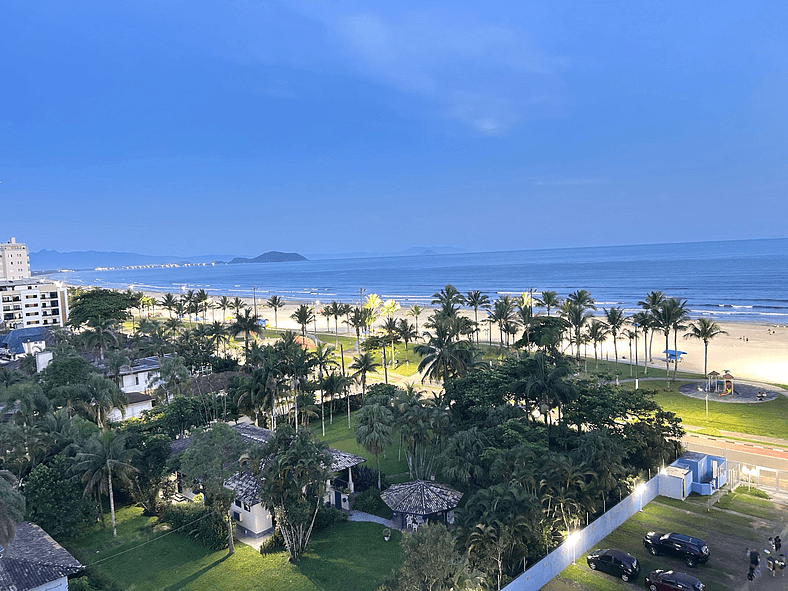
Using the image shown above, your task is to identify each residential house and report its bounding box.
[0,521,83,591]
[171,423,366,538]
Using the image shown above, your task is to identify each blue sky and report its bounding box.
[2,1,786,256]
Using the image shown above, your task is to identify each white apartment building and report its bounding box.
[0,237,31,280]
[0,279,69,329]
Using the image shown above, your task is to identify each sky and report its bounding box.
[2,1,787,256]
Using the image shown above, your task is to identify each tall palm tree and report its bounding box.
[669,299,690,379]
[631,311,652,376]
[382,316,400,365]
[684,318,728,378]
[216,295,232,323]
[587,319,609,370]
[538,290,562,316]
[407,304,424,334]
[312,343,337,435]
[354,404,394,489]
[160,293,178,318]
[266,295,285,328]
[230,309,262,359]
[431,284,465,319]
[652,298,686,389]
[397,318,418,357]
[346,306,366,345]
[229,297,246,319]
[489,295,517,348]
[82,317,119,362]
[73,430,138,538]
[327,301,343,334]
[638,290,665,363]
[603,306,626,372]
[291,304,315,338]
[414,317,478,384]
[465,290,491,344]
[320,305,333,332]
[350,352,380,401]
[194,289,209,322]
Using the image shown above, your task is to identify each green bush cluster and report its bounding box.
[163,503,228,551]
[352,487,387,515]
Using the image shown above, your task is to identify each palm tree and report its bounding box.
[489,295,517,348]
[431,284,465,319]
[82,317,119,361]
[229,297,247,319]
[160,293,178,318]
[631,311,652,375]
[312,343,337,435]
[604,306,626,372]
[408,304,424,334]
[382,316,400,365]
[525,353,573,434]
[538,290,562,316]
[230,309,262,359]
[638,290,665,363]
[346,306,366,345]
[684,318,728,378]
[266,295,285,328]
[216,296,232,323]
[291,304,315,338]
[354,404,394,489]
[73,430,138,538]
[397,319,418,357]
[414,317,478,384]
[322,371,353,428]
[327,301,343,334]
[350,352,380,401]
[587,319,609,369]
[653,298,684,389]
[465,290,491,344]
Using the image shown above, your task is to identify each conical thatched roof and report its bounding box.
[381,480,462,515]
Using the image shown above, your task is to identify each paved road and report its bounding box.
[683,432,788,474]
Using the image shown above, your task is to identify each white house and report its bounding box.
[171,423,367,538]
[0,521,84,591]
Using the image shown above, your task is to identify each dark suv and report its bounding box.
[586,548,640,581]
[643,532,710,567]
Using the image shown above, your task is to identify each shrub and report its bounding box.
[260,527,285,555]
[163,503,228,551]
[352,487,388,516]
[69,566,124,591]
[313,505,347,532]
[352,465,389,493]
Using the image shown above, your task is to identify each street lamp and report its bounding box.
[633,322,639,389]
[568,531,581,564]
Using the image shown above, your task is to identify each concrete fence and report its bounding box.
[504,475,660,591]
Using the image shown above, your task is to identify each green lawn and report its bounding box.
[546,492,785,591]
[651,384,788,437]
[67,506,402,591]
[316,409,410,479]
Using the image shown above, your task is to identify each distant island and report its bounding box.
[228,251,308,264]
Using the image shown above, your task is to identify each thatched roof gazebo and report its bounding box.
[381,480,463,531]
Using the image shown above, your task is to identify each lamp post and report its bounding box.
[635,483,646,512]
[633,322,639,389]
[568,531,580,564]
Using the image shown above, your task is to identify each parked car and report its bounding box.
[586,548,640,581]
[644,569,705,591]
[642,532,710,567]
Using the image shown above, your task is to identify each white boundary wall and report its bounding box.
[504,475,660,591]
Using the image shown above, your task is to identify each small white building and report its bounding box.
[108,391,155,423]
[117,356,163,394]
[172,424,367,538]
[0,521,84,591]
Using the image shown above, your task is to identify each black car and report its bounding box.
[587,548,640,581]
[642,532,710,567]
[645,569,705,591]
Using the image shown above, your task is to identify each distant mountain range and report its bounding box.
[30,246,465,271]
[228,251,307,264]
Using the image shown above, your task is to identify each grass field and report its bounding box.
[67,506,401,591]
[544,490,787,591]
[315,408,411,480]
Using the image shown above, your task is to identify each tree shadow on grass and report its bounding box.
[161,554,231,591]
[298,555,366,591]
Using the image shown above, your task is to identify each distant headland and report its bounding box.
[228,251,307,264]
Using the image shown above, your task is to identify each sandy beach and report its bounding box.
[127,289,788,387]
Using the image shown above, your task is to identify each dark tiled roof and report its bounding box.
[224,470,259,504]
[381,480,462,515]
[0,522,83,591]
[330,449,366,472]
[127,392,154,405]
[0,327,51,356]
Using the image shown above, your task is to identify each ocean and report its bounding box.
[48,238,788,324]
